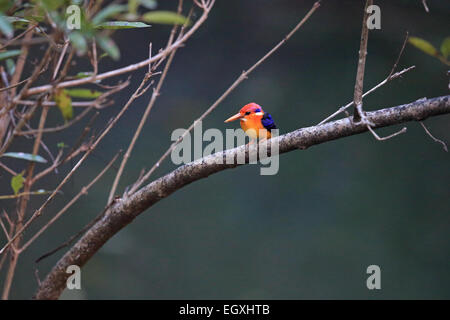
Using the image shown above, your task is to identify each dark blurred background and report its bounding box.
[1,0,449,299]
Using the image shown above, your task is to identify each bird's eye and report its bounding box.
[245,111,251,115]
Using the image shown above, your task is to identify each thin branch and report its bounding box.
[0,218,11,241]
[0,190,54,200]
[317,66,415,125]
[387,32,409,80]
[0,69,49,93]
[353,0,373,124]
[0,97,42,156]
[16,100,103,108]
[52,40,69,80]
[422,0,429,13]
[420,121,448,152]
[31,150,64,182]
[367,125,407,141]
[9,28,35,98]
[0,161,16,176]
[0,24,37,50]
[19,151,121,253]
[0,46,52,125]
[16,107,93,136]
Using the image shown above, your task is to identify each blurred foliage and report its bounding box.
[0,0,188,61]
[409,36,450,66]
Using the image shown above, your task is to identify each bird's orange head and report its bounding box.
[224,103,264,123]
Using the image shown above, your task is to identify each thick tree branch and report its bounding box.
[34,95,450,300]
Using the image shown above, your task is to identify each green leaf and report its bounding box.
[97,35,120,61]
[0,14,13,39]
[95,21,151,29]
[75,71,94,79]
[54,89,73,121]
[65,88,103,98]
[68,31,87,55]
[142,11,190,25]
[11,172,24,195]
[409,37,439,57]
[5,17,30,24]
[92,4,128,25]
[57,142,67,149]
[0,50,21,61]
[6,58,15,76]
[2,152,48,163]
[440,37,450,59]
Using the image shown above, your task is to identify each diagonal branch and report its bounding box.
[34,94,450,300]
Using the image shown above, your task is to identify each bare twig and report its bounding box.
[317,66,415,125]
[422,0,429,13]
[52,40,69,80]
[367,125,407,141]
[420,121,448,152]
[0,190,54,200]
[0,161,17,176]
[9,28,34,98]
[16,100,102,108]
[353,0,373,124]
[387,32,409,80]
[16,107,93,136]
[0,24,37,50]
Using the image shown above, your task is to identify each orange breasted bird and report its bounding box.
[224,103,277,141]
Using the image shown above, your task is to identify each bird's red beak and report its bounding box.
[224,113,243,123]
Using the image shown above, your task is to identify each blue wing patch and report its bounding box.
[261,113,277,131]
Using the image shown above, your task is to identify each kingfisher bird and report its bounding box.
[224,103,277,141]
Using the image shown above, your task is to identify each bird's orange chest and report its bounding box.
[240,115,270,139]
